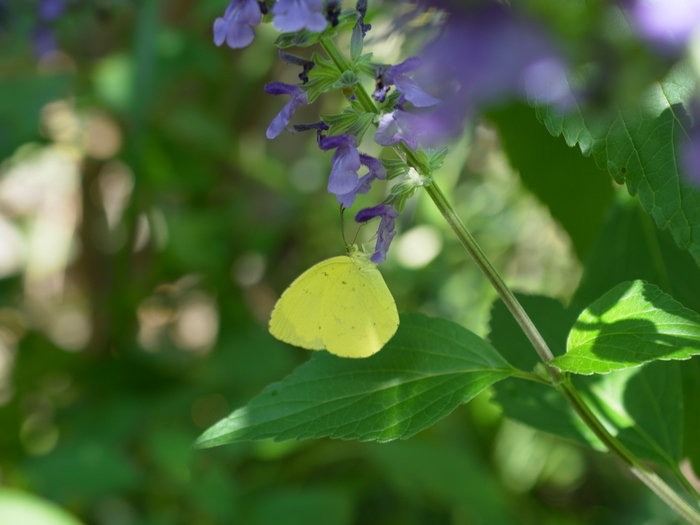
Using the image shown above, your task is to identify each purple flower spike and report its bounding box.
[213,0,262,49]
[376,57,440,108]
[374,110,422,150]
[319,134,361,197]
[355,203,399,263]
[336,154,387,208]
[264,82,309,139]
[272,0,327,33]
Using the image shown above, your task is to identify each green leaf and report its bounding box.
[488,104,614,258]
[368,440,516,524]
[489,295,686,469]
[195,314,514,448]
[572,191,700,315]
[347,112,374,143]
[584,361,683,468]
[552,280,700,374]
[354,53,376,78]
[350,23,363,61]
[535,64,700,266]
[321,111,360,137]
[571,193,700,473]
[304,53,343,103]
[682,359,700,475]
[0,488,84,525]
[382,158,407,180]
[333,71,360,89]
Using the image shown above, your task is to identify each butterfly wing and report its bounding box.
[319,254,399,358]
[269,256,349,350]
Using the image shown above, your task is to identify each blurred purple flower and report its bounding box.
[32,24,57,57]
[39,0,65,21]
[213,0,262,49]
[374,57,440,107]
[413,3,572,143]
[683,124,700,186]
[355,203,399,263]
[628,0,700,49]
[264,82,308,139]
[272,0,327,33]
[319,134,361,200]
[335,154,386,208]
[374,110,423,150]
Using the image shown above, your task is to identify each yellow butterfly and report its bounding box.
[268,247,399,358]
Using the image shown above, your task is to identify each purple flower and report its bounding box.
[412,3,572,142]
[683,122,700,186]
[374,110,422,150]
[374,57,440,107]
[213,0,262,49]
[264,82,309,139]
[39,0,65,21]
[32,25,57,57]
[335,154,386,207]
[272,0,327,33]
[319,134,361,199]
[628,0,700,50]
[355,204,399,263]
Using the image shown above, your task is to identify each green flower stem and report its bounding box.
[318,37,700,523]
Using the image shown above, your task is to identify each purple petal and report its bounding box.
[334,154,386,207]
[328,145,361,194]
[264,83,308,139]
[213,0,261,49]
[272,0,327,33]
[319,133,357,151]
[384,57,423,83]
[630,0,700,48]
[355,204,399,264]
[374,111,420,150]
[393,75,440,107]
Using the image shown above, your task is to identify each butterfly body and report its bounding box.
[269,252,399,358]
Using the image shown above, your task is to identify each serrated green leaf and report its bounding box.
[535,63,700,266]
[552,281,700,375]
[195,314,514,448]
[489,295,686,469]
[570,192,700,473]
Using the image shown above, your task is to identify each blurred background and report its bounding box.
[0,1,688,524]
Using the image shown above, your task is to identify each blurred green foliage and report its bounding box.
[0,1,691,524]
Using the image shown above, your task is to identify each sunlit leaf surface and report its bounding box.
[196,314,514,447]
[553,281,700,374]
